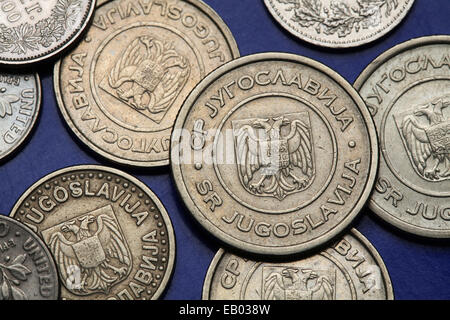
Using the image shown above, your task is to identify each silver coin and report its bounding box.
[10,165,175,300]
[171,52,378,256]
[355,35,450,238]
[0,214,59,300]
[0,72,40,161]
[0,0,95,65]
[203,229,393,300]
[263,0,415,48]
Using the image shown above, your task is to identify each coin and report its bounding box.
[263,0,415,48]
[10,165,175,300]
[54,0,239,167]
[0,0,95,65]
[171,52,378,256]
[202,229,393,300]
[0,214,59,300]
[0,72,40,161]
[355,36,450,238]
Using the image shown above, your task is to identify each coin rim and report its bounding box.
[9,164,176,300]
[171,52,379,256]
[53,0,240,167]
[0,72,41,161]
[201,228,394,300]
[354,35,450,238]
[0,213,60,300]
[263,0,415,48]
[0,0,97,66]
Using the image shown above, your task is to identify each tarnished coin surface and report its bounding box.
[10,165,175,300]
[355,36,450,238]
[0,0,95,65]
[0,72,40,161]
[54,0,239,167]
[0,214,59,300]
[202,229,393,300]
[263,0,414,48]
[171,53,378,256]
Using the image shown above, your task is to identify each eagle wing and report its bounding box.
[96,215,131,267]
[47,232,80,284]
[0,94,19,118]
[108,37,147,88]
[287,119,314,178]
[234,125,266,186]
[401,116,433,175]
[263,272,284,300]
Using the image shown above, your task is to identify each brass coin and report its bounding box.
[0,214,59,300]
[0,72,40,161]
[171,53,378,256]
[203,229,393,300]
[54,0,239,167]
[10,165,175,300]
[263,0,415,48]
[0,0,95,65]
[355,35,450,238]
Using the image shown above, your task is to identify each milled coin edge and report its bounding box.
[9,164,176,300]
[354,35,450,238]
[0,213,60,300]
[53,0,240,167]
[171,52,379,256]
[201,228,394,300]
[263,0,415,48]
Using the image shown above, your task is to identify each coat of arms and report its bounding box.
[394,95,450,181]
[99,35,190,124]
[261,266,335,300]
[232,112,315,200]
[41,205,132,295]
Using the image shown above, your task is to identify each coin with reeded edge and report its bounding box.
[202,229,393,300]
[355,36,450,238]
[263,0,414,48]
[10,165,175,300]
[0,214,59,300]
[0,72,40,161]
[171,52,378,256]
[54,0,239,167]
[0,0,95,66]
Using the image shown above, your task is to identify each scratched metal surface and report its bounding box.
[0,0,449,300]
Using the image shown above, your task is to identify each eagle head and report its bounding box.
[61,220,79,235]
[139,36,154,50]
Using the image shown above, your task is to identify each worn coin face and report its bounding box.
[202,229,393,300]
[10,165,175,300]
[0,214,59,300]
[54,0,239,167]
[0,72,40,161]
[0,0,95,65]
[355,36,450,238]
[171,53,378,256]
[264,0,414,48]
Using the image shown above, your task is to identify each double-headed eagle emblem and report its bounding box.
[41,205,131,295]
[232,112,315,200]
[396,95,450,181]
[101,35,190,124]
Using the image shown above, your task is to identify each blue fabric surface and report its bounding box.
[0,0,449,300]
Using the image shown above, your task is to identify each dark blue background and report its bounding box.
[0,0,449,300]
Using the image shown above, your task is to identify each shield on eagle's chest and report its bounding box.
[425,121,450,155]
[131,61,165,92]
[71,235,106,269]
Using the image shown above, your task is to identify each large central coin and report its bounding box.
[54,0,239,167]
[171,53,378,256]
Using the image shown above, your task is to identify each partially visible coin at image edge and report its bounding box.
[171,52,378,256]
[0,0,96,65]
[263,0,415,48]
[355,35,450,238]
[0,72,40,161]
[202,229,394,300]
[0,215,59,300]
[10,165,175,300]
